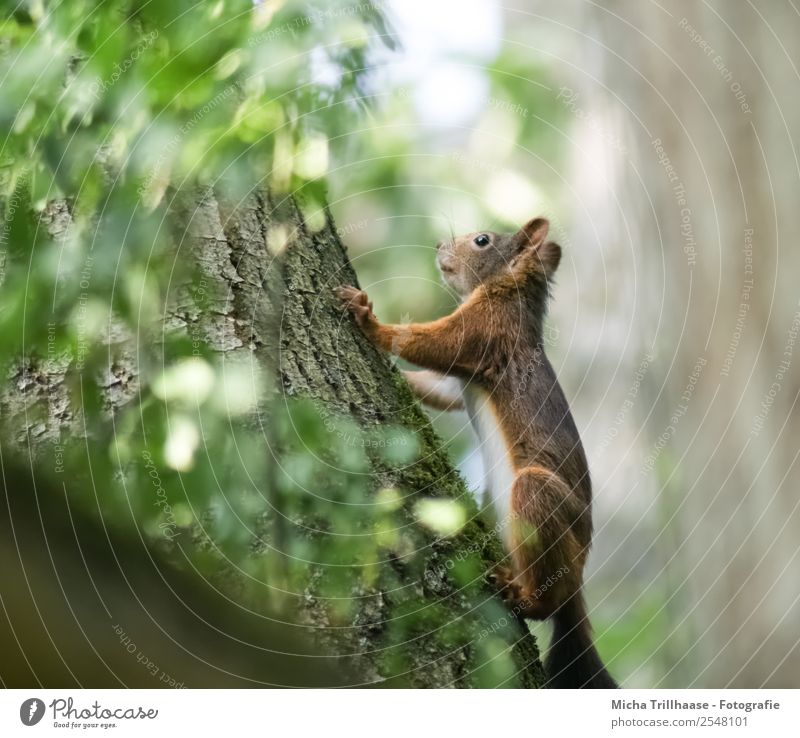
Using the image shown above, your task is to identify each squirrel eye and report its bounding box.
[473,234,490,247]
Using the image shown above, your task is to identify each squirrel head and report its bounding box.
[436,217,561,298]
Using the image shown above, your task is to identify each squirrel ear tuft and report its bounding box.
[514,217,560,278]
[517,217,550,249]
[538,241,561,279]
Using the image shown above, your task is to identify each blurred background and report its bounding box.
[329,0,800,687]
[1,0,798,688]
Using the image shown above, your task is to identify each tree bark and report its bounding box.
[2,186,546,688]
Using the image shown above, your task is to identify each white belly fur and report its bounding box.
[461,382,517,544]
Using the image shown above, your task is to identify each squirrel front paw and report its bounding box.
[335,285,377,334]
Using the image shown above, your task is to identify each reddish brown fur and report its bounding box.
[336,216,616,687]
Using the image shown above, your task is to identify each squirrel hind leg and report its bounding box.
[491,565,555,620]
[507,465,587,616]
[505,467,616,687]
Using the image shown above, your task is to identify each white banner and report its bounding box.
[1,689,797,737]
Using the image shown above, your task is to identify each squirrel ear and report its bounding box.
[514,218,560,279]
[517,217,549,249]
[538,241,561,279]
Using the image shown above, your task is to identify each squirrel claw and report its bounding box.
[490,566,547,619]
[334,284,365,304]
[335,285,376,331]
[488,566,514,590]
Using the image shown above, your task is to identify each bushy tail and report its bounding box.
[545,594,617,688]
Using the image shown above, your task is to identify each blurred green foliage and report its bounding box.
[0,0,545,686]
[0,0,396,659]
[327,44,568,467]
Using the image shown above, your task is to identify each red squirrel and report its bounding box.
[336,217,616,688]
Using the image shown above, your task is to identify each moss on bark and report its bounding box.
[3,186,546,688]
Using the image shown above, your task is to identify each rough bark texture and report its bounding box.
[3,186,546,688]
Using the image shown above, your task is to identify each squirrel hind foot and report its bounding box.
[490,565,554,621]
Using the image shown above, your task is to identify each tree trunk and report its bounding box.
[2,186,546,688]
